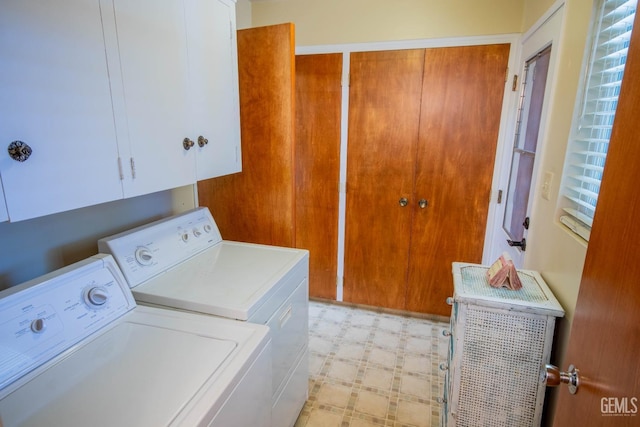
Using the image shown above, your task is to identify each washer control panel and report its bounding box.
[98,207,223,288]
[0,255,135,394]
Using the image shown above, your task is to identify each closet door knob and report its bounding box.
[399,197,408,207]
[197,135,209,147]
[183,138,195,150]
[8,140,32,162]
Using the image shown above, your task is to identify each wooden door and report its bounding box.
[198,23,296,247]
[295,54,342,299]
[552,13,640,425]
[406,44,510,316]
[343,49,425,309]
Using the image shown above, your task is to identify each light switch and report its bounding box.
[542,171,554,201]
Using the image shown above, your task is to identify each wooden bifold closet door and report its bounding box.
[344,44,510,316]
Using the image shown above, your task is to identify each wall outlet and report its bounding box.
[542,171,554,201]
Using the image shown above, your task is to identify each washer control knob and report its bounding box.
[30,318,46,334]
[203,224,212,233]
[181,232,190,242]
[193,228,202,238]
[135,247,154,266]
[85,286,109,308]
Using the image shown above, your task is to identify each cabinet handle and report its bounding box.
[399,197,408,207]
[419,198,428,209]
[183,138,195,150]
[8,140,32,162]
[197,135,209,147]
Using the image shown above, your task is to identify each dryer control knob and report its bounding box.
[135,247,154,266]
[85,286,109,308]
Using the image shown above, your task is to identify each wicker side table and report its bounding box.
[441,262,564,427]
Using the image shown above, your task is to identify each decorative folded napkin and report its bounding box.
[486,252,522,290]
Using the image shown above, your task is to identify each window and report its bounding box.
[560,0,637,241]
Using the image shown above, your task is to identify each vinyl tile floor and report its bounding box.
[295,300,450,427]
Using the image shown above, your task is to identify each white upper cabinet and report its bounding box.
[186,0,242,179]
[0,0,240,222]
[0,1,123,222]
[102,0,196,198]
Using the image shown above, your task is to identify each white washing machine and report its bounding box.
[0,254,272,427]
[98,207,309,427]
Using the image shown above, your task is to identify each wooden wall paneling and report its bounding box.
[343,49,425,309]
[405,44,510,315]
[197,23,296,247]
[295,53,342,299]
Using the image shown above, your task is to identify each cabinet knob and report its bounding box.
[183,138,195,150]
[418,198,428,209]
[8,140,32,162]
[446,297,454,305]
[197,135,209,147]
[399,197,408,207]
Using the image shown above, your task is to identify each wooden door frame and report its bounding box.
[297,33,520,301]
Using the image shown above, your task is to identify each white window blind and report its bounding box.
[561,0,637,241]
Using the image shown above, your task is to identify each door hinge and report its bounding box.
[511,74,519,91]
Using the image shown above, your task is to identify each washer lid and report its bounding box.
[132,241,307,320]
[0,319,236,427]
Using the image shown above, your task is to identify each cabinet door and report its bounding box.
[186,0,242,180]
[343,49,425,310]
[405,44,510,316]
[0,1,123,221]
[104,0,195,198]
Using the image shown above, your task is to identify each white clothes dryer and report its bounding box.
[0,254,271,427]
[98,207,309,427]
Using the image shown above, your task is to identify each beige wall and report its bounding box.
[521,0,592,359]
[236,0,252,29]
[250,0,524,45]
